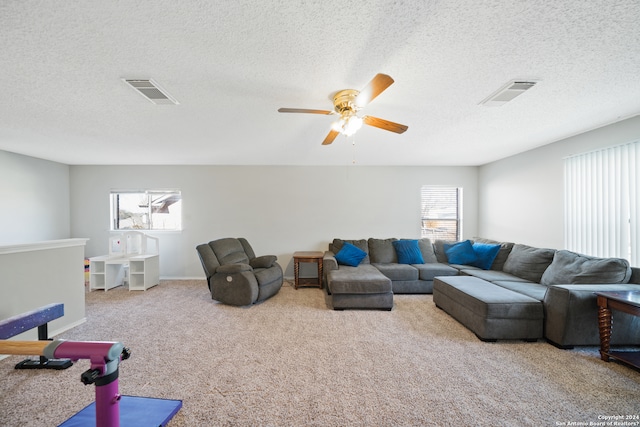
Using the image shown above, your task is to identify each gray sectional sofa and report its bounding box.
[323,238,459,310]
[323,237,640,349]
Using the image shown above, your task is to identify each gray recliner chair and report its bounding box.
[196,238,283,306]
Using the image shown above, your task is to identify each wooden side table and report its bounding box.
[293,251,324,290]
[595,290,640,369]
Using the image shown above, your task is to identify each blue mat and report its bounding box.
[58,395,182,427]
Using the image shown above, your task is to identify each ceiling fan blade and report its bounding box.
[363,116,408,134]
[355,73,394,108]
[321,130,340,145]
[278,108,333,115]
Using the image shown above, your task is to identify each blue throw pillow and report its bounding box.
[469,243,501,270]
[443,240,478,265]
[393,239,425,264]
[335,242,367,267]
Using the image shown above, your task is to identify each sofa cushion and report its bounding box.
[540,250,632,285]
[328,265,392,294]
[468,242,501,270]
[332,239,370,264]
[417,238,438,263]
[219,251,250,265]
[210,238,251,265]
[373,263,419,281]
[413,263,459,281]
[368,238,398,263]
[444,240,478,265]
[491,280,550,301]
[253,264,283,287]
[450,264,480,271]
[433,276,544,341]
[460,269,532,283]
[434,239,458,263]
[472,238,514,271]
[393,239,424,264]
[502,244,555,283]
[434,276,543,319]
[335,242,367,267]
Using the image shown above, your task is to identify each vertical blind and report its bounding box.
[421,186,462,241]
[564,141,639,266]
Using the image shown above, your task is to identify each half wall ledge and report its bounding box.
[0,238,89,344]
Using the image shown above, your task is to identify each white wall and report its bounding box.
[478,115,640,249]
[0,151,70,244]
[7,112,640,283]
[70,165,479,279]
[0,239,87,340]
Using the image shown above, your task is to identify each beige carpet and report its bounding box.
[1,280,638,426]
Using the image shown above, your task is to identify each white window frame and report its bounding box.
[421,186,463,241]
[110,190,182,231]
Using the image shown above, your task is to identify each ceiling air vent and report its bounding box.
[124,79,179,105]
[480,80,538,107]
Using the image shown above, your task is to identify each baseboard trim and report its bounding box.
[51,317,86,338]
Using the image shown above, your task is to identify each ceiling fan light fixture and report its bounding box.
[331,119,345,133]
[332,115,363,137]
[343,115,363,136]
[277,73,407,145]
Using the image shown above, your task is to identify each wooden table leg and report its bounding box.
[317,258,323,289]
[598,304,612,362]
[294,258,300,290]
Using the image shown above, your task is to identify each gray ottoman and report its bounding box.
[328,264,393,311]
[433,276,543,341]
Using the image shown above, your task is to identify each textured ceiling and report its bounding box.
[1,0,639,166]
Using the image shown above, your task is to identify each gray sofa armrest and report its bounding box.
[543,283,640,348]
[323,251,338,270]
[323,251,338,283]
[250,255,277,269]
[217,263,253,274]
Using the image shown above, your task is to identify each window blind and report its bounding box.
[421,186,462,241]
[564,141,639,266]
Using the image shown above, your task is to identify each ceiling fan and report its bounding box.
[278,73,408,145]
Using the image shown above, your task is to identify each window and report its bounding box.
[421,186,462,241]
[111,190,182,231]
[564,141,639,266]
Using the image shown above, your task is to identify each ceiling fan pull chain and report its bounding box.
[351,136,357,164]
